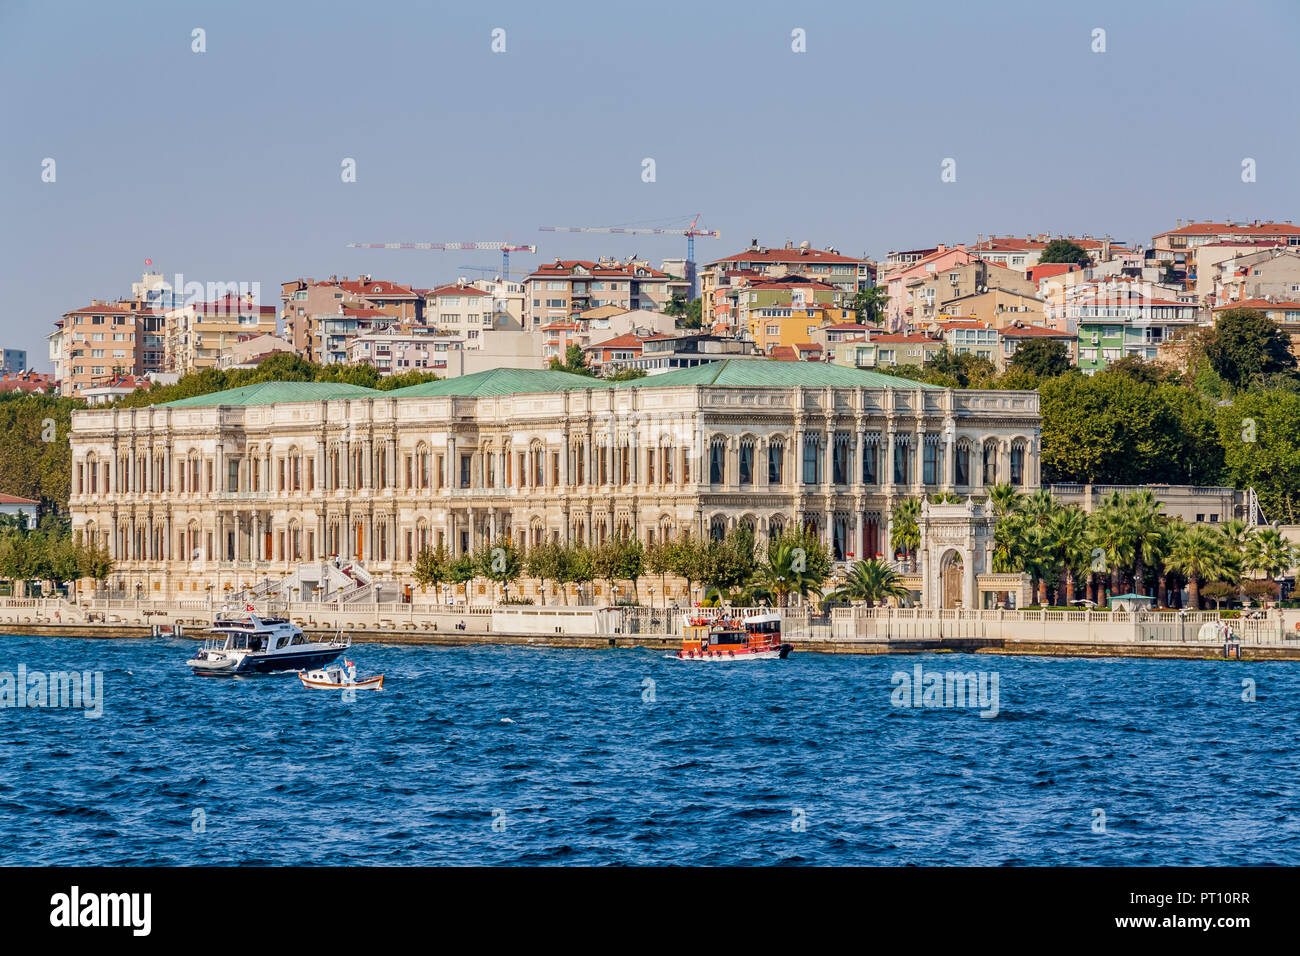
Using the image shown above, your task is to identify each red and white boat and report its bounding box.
[675,608,792,661]
[298,659,384,691]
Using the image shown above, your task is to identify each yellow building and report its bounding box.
[166,294,278,373]
[938,287,1044,329]
[752,304,855,354]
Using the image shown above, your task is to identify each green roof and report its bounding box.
[160,381,382,407]
[618,359,942,389]
[385,367,611,397]
[160,361,942,407]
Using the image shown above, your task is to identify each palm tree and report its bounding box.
[928,492,962,504]
[827,558,910,606]
[1245,526,1295,581]
[985,482,1024,518]
[1167,524,1233,610]
[756,536,828,608]
[1021,488,1056,527]
[889,498,921,572]
[1048,506,1090,606]
[991,511,1029,574]
[1087,505,1133,601]
[1123,490,1166,598]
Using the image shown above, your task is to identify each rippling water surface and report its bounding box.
[1,635,1297,865]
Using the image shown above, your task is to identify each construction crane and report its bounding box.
[538,215,719,298]
[346,241,537,277]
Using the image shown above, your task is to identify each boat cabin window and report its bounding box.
[290,634,307,645]
[711,630,747,645]
[746,620,780,634]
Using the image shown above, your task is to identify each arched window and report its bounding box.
[709,437,726,485]
[768,438,785,485]
[738,437,755,486]
[982,441,998,486]
[862,434,880,485]
[955,439,972,486]
[1010,440,1026,487]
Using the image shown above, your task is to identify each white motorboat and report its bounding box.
[186,608,350,676]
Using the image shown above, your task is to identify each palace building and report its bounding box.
[68,362,1041,603]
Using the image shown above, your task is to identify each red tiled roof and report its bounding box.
[972,236,1130,253]
[64,303,134,316]
[1074,294,1191,307]
[193,294,276,316]
[1197,240,1288,248]
[1213,298,1300,311]
[710,247,865,266]
[337,279,419,298]
[0,493,38,505]
[529,260,667,278]
[1027,262,1082,281]
[744,276,841,292]
[871,334,940,344]
[429,283,489,297]
[1154,221,1300,239]
[591,333,645,350]
[999,324,1073,337]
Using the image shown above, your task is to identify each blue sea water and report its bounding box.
[0,635,1297,866]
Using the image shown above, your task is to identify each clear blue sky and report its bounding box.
[2,0,1298,369]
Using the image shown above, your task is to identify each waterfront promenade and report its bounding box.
[2,598,1298,661]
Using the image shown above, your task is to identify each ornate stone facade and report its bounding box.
[67,367,1041,601]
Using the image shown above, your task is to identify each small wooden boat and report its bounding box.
[298,659,383,691]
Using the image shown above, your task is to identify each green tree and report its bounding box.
[1245,526,1295,581]
[475,537,523,601]
[852,286,890,325]
[701,525,757,597]
[826,558,909,606]
[1039,373,1221,485]
[562,544,596,605]
[1008,339,1070,379]
[889,498,921,571]
[547,344,597,377]
[1123,490,1167,597]
[1046,506,1090,605]
[755,527,831,608]
[524,540,563,605]
[1087,499,1134,599]
[446,553,477,602]
[606,367,647,382]
[1216,390,1300,523]
[663,292,687,317]
[666,534,710,602]
[1203,308,1297,389]
[1166,523,1234,610]
[413,544,450,599]
[1036,239,1092,267]
[682,297,703,329]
